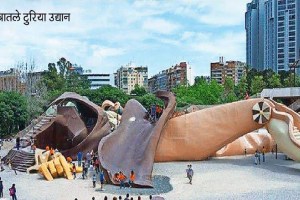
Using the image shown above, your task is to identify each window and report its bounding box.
[289,53,295,58]
[278,0,286,5]
[290,20,295,25]
[278,65,284,70]
[278,16,285,21]
[278,54,284,59]
[289,42,295,47]
[289,15,295,20]
[278,49,284,53]
[278,5,286,10]
[288,4,295,9]
[278,22,284,27]
[289,59,295,63]
[278,32,284,37]
[289,37,295,41]
[289,31,295,36]
[278,11,285,16]
[278,43,284,48]
[278,59,284,64]
[279,38,284,43]
[288,0,295,3]
[278,27,284,32]
[290,26,295,30]
[289,48,295,52]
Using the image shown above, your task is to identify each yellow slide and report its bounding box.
[59,155,73,180]
[53,157,64,177]
[39,163,54,181]
[47,160,58,178]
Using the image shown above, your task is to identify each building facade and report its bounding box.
[148,62,193,93]
[81,73,111,90]
[246,0,300,72]
[27,71,47,95]
[114,63,148,94]
[0,68,25,93]
[245,0,267,70]
[210,57,246,85]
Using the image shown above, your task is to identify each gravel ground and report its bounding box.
[1,146,300,200]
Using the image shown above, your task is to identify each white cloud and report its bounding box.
[142,18,181,35]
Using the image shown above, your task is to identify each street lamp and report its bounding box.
[289,59,300,87]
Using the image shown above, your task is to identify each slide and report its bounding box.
[267,100,300,161]
[98,91,176,187]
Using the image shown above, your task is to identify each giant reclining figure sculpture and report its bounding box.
[99,96,300,187]
[19,92,300,187]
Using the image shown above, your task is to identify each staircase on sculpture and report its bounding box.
[18,114,55,143]
[293,126,300,141]
[289,99,300,112]
[2,149,35,172]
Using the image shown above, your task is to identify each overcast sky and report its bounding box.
[0,0,250,77]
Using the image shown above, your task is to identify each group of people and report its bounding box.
[74,150,138,191]
[0,177,17,200]
[147,104,163,123]
[113,170,136,189]
[75,194,156,200]
[74,150,108,190]
[254,146,266,165]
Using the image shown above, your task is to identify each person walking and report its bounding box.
[94,158,100,174]
[16,137,20,151]
[0,177,3,198]
[99,170,105,190]
[82,162,87,179]
[244,148,247,156]
[86,151,92,167]
[72,163,76,179]
[151,104,156,122]
[9,184,17,200]
[92,174,96,188]
[129,170,135,188]
[258,150,261,165]
[187,165,194,184]
[77,151,83,167]
[254,150,258,165]
[262,146,266,162]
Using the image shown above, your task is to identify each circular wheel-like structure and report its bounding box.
[252,101,271,124]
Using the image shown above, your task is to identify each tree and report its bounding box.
[267,74,282,88]
[134,93,163,109]
[0,92,28,137]
[236,75,248,99]
[42,58,90,92]
[250,76,266,95]
[130,84,147,96]
[222,77,237,103]
[42,63,65,91]
[172,79,223,107]
[194,76,208,85]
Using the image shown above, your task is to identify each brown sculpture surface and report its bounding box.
[24,92,111,159]
[155,99,269,162]
[98,91,176,187]
[215,131,274,157]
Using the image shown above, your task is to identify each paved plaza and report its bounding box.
[1,152,300,200]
